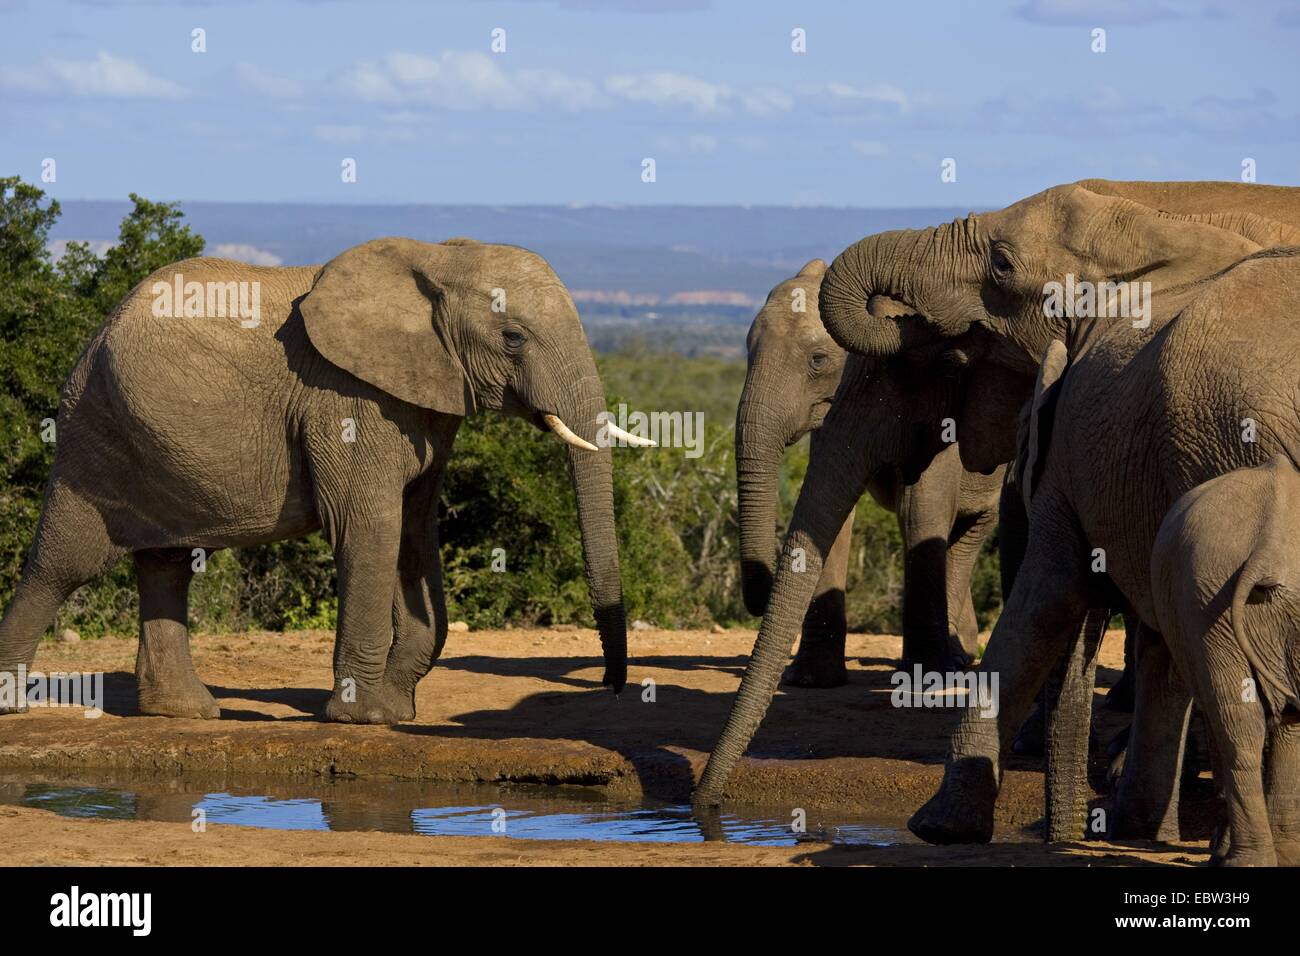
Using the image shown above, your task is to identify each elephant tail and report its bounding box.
[1229,507,1296,718]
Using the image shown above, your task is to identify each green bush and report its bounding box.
[0,177,1001,640]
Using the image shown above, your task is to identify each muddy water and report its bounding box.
[0,771,913,847]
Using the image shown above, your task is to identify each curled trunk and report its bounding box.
[819,220,974,357]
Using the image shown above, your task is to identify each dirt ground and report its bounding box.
[1,626,1210,866]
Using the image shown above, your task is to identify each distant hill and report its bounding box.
[49,200,977,358]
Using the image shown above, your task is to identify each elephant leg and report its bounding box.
[785,511,853,689]
[1265,722,1300,866]
[1044,607,1106,842]
[134,548,219,719]
[945,507,995,664]
[898,445,962,672]
[909,490,1092,844]
[0,487,125,714]
[380,467,449,720]
[1105,612,1138,712]
[319,495,405,725]
[1198,661,1273,866]
[1111,623,1192,842]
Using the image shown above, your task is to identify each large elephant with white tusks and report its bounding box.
[0,237,648,724]
[797,179,1300,847]
[736,258,1001,691]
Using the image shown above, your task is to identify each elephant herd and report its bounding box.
[2,178,1300,866]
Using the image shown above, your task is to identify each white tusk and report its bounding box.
[603,421,658,448]
[544,414,598,452]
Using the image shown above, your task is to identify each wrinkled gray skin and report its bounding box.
[0,237,628,724]
[699,269,1004,800]
[798,177,1300,850]
[737,259,999,689]
[1153,454,1300,866]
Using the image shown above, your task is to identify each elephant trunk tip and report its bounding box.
[602,665,626,694]
[740,560,774,618]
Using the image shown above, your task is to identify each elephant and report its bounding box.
[0,237,641,724]
[698,279,1005,800]
[1152,454,1300,866]
[736,258,1000,689]
[793,177,1300,848]
[697,179,1300,828]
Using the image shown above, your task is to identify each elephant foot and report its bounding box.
[1011,700,1046,756]
[782,655,847,689]
[908,757,998,845]
[783,633,847,688]
[1110,801,1181,843]
[1209,821,1231,863]
[1215,846,1278,867]
[1271,837,1300,867]
[324,682,412,725]
[137,676,220,719]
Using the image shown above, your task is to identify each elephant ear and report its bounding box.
[954,360,1035,474]
[299,238,469,416]
[1020,339,1070,514]
[798,258,828,277]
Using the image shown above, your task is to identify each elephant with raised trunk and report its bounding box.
[794,178,1300,850]
[0,237,641,724]
[737,258,1000,689]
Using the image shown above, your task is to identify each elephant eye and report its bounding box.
[809,352,830,372]
[991,247,1014,277]
[502,328,526,349]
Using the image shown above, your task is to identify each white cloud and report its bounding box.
[46,239,115,260]
[337,50,606,112]
[822,82,910,113]
[235,62,303,100]
[606,71,794,115]
[607,71,730,112]
[0,51,188,99]
[211,244,283,267]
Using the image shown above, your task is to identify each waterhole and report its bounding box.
[0,771,911,847]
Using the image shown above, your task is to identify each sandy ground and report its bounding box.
[0,626,1211,866]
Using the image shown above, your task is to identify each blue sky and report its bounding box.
[2,0,1298,207]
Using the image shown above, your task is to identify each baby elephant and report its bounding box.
[1152,454,1300,866]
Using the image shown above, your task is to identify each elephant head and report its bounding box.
[299,236,631,689]
[818,179,1300,474]
[736,258,847,617]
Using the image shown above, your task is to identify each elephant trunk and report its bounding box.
[735,393,787,617]
[819,219,972,357]
[563,369,627,692]
[697,425,866,803]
